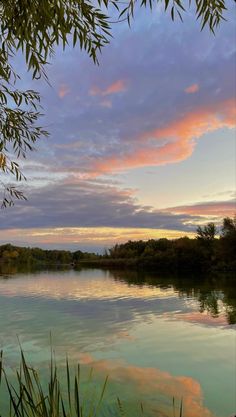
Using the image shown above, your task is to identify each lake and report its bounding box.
[0,267,235,417]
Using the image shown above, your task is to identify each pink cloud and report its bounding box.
[89,79,126,97]
[185,83,199,94]
[58,84,70,98]
[165,200,236,217]
[103,80,126,95]
[92,98,236,174]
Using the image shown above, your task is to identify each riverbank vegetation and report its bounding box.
[0,217,235,272]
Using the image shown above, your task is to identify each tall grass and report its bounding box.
[0,349,109,417]
[0,350,183,417]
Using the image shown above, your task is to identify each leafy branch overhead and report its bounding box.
[0,0,233,206]
[120,0,228,31]
[0,85,48,208]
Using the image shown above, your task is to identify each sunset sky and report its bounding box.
[0,4,235,252]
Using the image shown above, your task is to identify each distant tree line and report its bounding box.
[104,217,236,271]
[0,217,235,272]
[0,245,99,267]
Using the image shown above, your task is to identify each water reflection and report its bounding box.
[0,265,235,417]
[1,265,235,325]
[110,269,236,325]
[0,269,176,301]
[78,353,215,417]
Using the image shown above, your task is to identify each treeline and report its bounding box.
[104,217,236,271]
[0,217,235,272]
[0,245,99,267]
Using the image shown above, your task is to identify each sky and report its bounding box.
[0,4,235,252]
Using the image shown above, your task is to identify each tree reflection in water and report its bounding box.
[111,269,236,325]
[0,264,235,325]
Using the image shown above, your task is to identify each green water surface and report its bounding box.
[0,267,235,417]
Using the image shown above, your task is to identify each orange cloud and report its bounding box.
[166,200,236,217]
[93,98,236,174]
[89,79,126,97]
[58,84,70,98]
[0,227,194,248]
[103,80,126,95]
[79,354,214,417]
[185,83,199,94]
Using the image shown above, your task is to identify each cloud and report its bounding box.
[92,98,236,174]
[0,227,195,251]
[31,8,235,181]
[2,5,235,238]
[165,199,236,217]
[0,172,232,248]
[185,83,199,94]
[0,180,197,231]
[58,84,70,98]
[89,80,126,97]
[0,225,192,241]
[100,99,112,108]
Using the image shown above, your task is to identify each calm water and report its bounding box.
[0,267,235,417]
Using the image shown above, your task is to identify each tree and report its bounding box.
[219,216,236,264]
[221,216,236,238]
[0,0,232,206]
[196,222,217,241]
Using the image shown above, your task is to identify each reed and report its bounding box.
[0,350,183,417]
[0,349,109,417]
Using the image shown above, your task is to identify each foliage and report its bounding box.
[221,215,236,237]
[0,87,48,207]
[217,215,236,266]
[105,217,236,271]
[0,0,233,205]
[0,243,100,266]
[120,0,229,32]
[196,222,217,241]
